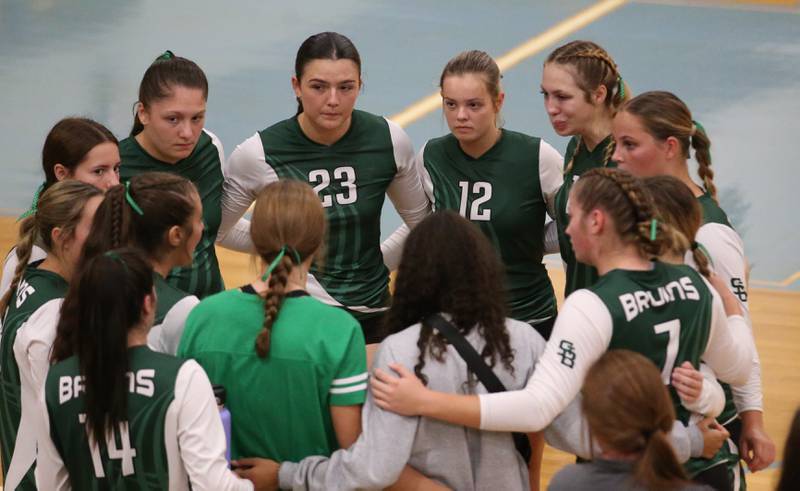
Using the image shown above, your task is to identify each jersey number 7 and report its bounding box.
[654,319,681,385]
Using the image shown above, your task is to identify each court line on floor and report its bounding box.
[389,0,629,128]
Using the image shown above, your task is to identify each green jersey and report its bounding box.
[589,262,713,424]
[553,136,616,296]
[236,110,427,320]
[119,130,225,299]
[418,130,563,323]
[0,263,67,490]
[44,347,186,490]
[178,289,367,462]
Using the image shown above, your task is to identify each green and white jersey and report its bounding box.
[416,130,563,324]
[222,110,429,320]
[120,129,226,299]
[553,136,616,296]
[37,347,251,491]
[1,245,47,301]
[177,289,367,462]
[0,262,66,490]
[478,261,752,435]
[147,273,199,355]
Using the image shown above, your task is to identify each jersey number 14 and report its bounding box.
[79,413,137,478]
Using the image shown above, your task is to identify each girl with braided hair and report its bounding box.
[541,40,630,296]
[1,117,120,300]
[177,180,367,473]
[0,180,103,490]
[78,171,204,354]
[615,93,774,488]
[370,169,755,487]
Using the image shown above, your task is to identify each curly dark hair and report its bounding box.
[383,210,514,384]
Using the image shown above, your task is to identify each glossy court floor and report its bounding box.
[1,0,798,489]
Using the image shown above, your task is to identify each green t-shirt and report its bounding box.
[257,110,403,319]
[419,130,558,323]
[553,136,616,296]
[177,289,367,462]
[0,263,67,489]
[119,130,225,299]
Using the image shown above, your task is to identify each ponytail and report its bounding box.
[255,254,292,358]
[0,216,37,315]
[53,249,153,445]
[634,428,689,491]
[691,123,716,202]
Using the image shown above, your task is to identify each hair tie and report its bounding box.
[261,245,302,281]
[649,218,658,241]
[616,75,625,100]
[691,241,700,251]
[104,250,130,272]
[691,119,706,138]
[124,181,144,216]
[154,50,174,62]
[17,182,45,222]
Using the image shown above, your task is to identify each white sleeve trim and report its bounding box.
[332,372,368,386]
[385,120,431,228]
[148,296,200,355]
[479,289,612,432]
[329,383,368,395]
[217,133,276,251]
[692,223,749,313]
[700,279,754,387]
[538,139,564,219]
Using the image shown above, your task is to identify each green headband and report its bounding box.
[261,245,302,281]
[17,182,45,222]
[124,181,144,216]
[650,218,658,241]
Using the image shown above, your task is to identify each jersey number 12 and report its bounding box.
[458,181,492,221]
[79,413,137,478]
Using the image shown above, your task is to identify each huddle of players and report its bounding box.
[0,31,771,491]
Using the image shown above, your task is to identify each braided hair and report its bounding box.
[546,40,629,173]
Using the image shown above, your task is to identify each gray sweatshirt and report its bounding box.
[278,317,546,491]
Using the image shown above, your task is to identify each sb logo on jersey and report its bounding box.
[15,279,35,309]
[730,278,748,302]
[558,340,576,368]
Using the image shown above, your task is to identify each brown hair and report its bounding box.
[51,248,154,446]
[546,40,629,172]
[0,181,102,314]
[642,175,711,277]
[294,32,362,115]
[620,91,716,202]
[583,350,690,491]
[42,117,118,188]
[131,51,208,136]
[81,172,198,266]
[384,210,513,384]
[250,180,326,357]
[440,50,502,105]
[572,168,688,260]
[777,408,800,491]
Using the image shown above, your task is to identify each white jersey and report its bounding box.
[147,295,199,355]
[35,360,252,491]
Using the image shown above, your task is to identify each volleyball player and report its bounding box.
[81,172,203,354]
[220,32,430,344]
[1,117,119,299]
[120,51,251,299]
[0,181,102,490]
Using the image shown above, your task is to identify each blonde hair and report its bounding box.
[572,168,689,260]
[250,180,326,357]
[621,91,716,202]
[0,181,102,314]
[546,40,629,172]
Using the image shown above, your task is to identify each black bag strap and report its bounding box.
[425,314,532,462]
